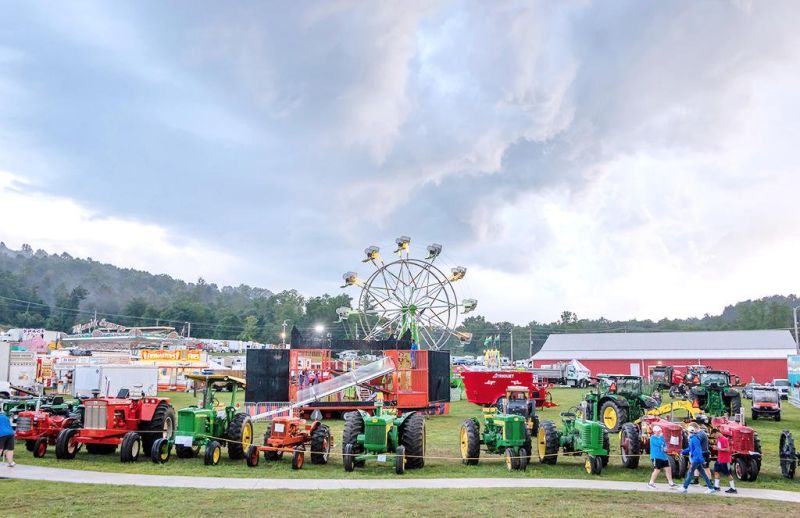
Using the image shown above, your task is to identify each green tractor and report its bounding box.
[460,386,537,471]
[689,370,741,417]
[150,374,253,465]
[537,409,610,475]
[582,374,659,432]
[341,395,425,475]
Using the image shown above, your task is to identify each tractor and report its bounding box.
[708,416,761,481]
[779,431,798,479]
[460,386,537,471]
[750,385,781,421]
[537,409,609,475]
[689,370,741,417]
[55,388,175,463]
[582,375,659,432]
[151,374,252,465]
[15,396,82,458]
[341,393,425,475]
[245,413,332,470]
[618,415,689,478]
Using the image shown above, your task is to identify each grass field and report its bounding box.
[1,480,798,518]
[9,387,800,491]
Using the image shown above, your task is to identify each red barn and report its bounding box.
[532,330,796,384]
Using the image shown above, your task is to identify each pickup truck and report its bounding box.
[772,378,790,400]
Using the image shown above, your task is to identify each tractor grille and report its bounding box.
[581,426,594,446]
[365,423,386,446]
[16,416,32,432]
[733,429,754,452]
[84,401,108,430]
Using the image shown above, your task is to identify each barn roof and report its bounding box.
[535,329,797,360]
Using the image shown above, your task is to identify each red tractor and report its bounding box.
[619,415,689,478]
[651,365,710,399]
[245,415,332,470]
[15,408,81,458]
[55,390,175,463]
[709,416,762,481]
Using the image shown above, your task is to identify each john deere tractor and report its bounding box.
[582,375,659,432]
[537,409,609,475]
[689,370,741,417]
[460,386,537,471]
[150,374,253,465]
[341,394,425,475]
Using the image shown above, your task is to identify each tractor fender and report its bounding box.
[140,399,171,422]
[602,396,629,409]
[394,410,416,427]
[723,389,738,398]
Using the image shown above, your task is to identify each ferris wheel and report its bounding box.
[339,236,477,350]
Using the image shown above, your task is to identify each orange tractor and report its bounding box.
[246,414,332,470]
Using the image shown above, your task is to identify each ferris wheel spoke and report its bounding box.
[417,324,440,349]
[420,309,451,330]
[368,312,404,338]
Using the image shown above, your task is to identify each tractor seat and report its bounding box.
[51,396,64,405]
[560,412,576,418]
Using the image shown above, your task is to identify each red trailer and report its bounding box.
[461,370,556,409]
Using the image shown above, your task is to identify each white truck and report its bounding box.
[533,359,591,387]
[72,364,159,397]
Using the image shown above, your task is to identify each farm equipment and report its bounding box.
[341,394,425,475]
[15,397,82,458]
[779,431,798,479]
[751,386,781,421]
[689,370,741,417]
[55,388,175,463]
[245,414,332,470]
[460,386,538,471]
[618,415,689,478]
[151,374,252,465]
[709,416,761,481]
[537,409,609,475]
[582,375,659,432]
[460,370,557,408]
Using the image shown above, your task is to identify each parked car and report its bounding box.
[743,383,757,399]
[772,379,790,400]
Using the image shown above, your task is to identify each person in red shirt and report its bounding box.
[713,434,737,494]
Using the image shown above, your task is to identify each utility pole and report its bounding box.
[529,327,533,359]
[510,327,514,364]
[794,306,800,354]
[187,322,191,339]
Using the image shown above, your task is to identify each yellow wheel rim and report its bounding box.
[585,458,592,474]
[159,443,168,461]
[242,422,253,449]
[537,428,546,459]
[603,407,617,429]
[460,427,468,458]
[213,447,220,464]
[506,450,512,470]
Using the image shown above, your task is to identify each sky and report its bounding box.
[1,0,800,324]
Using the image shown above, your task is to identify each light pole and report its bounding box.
[314,324,325,345]
[280,320,290,348]
[794,306,800,353]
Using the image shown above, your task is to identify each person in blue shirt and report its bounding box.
[681,423,715,493]
[0,413,16,467]
[647,425,676,489]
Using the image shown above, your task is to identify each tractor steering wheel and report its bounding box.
[211,397,221,408]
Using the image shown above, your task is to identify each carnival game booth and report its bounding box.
[137,349,208,391]
[245,339,451,418]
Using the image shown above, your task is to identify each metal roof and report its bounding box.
[535,329,797,360]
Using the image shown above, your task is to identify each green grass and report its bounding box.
[0,480,797,518]
[10,388,800,491]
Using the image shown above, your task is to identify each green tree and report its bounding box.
[238,315,260,341]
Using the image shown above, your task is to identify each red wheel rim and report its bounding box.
[37,441,46,457]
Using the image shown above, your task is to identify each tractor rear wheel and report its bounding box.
[204,440,222,466]
[619,423,640,469]
[175,444,200,458]
[310,424,332,464]
[33,437,48,458]
[120,432,142,463]
[55,428,80,459]
[151,438,171,464]
[342,411,366,468]
[395,445,406,475]
[734,456,750,481]
[226,413,253,460]
[600,400,626,432]
[86,443,117,455]
[140,403,176,454]
[291,446,305,470]
[729,393,742,416]
[399,412,426,469]
[600,429,610,467]
[780,431,797,479]
[537,420,559,465]
[459,419,481,466]
[246,445,260,467]
[343,443,355,472]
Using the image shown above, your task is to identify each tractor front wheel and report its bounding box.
[505,448,520,472]
[780,431,797,479]
[226,413,253,460]
[246,445,260,467]
[25,440,36,452]
[734,456,750,481]
[343,443,355,472]
[33,437,48,458]
[399,412,426,469]
[537,420,559,465]
[120,432,142,463]
[585,455,602,475]
[459,419,481,466]
[395,445,406,475]
[55,428,80,460]
[151,438,171,464]
[518,448,528,471]
[600,429,610,467]
[600,400,626,432]
[310,424,332,465]
[292,446,305,470]
[204,441,222,466]
[619,422,640,469]
[747,456,760,482]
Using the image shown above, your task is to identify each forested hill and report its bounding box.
[0,242,798,351]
